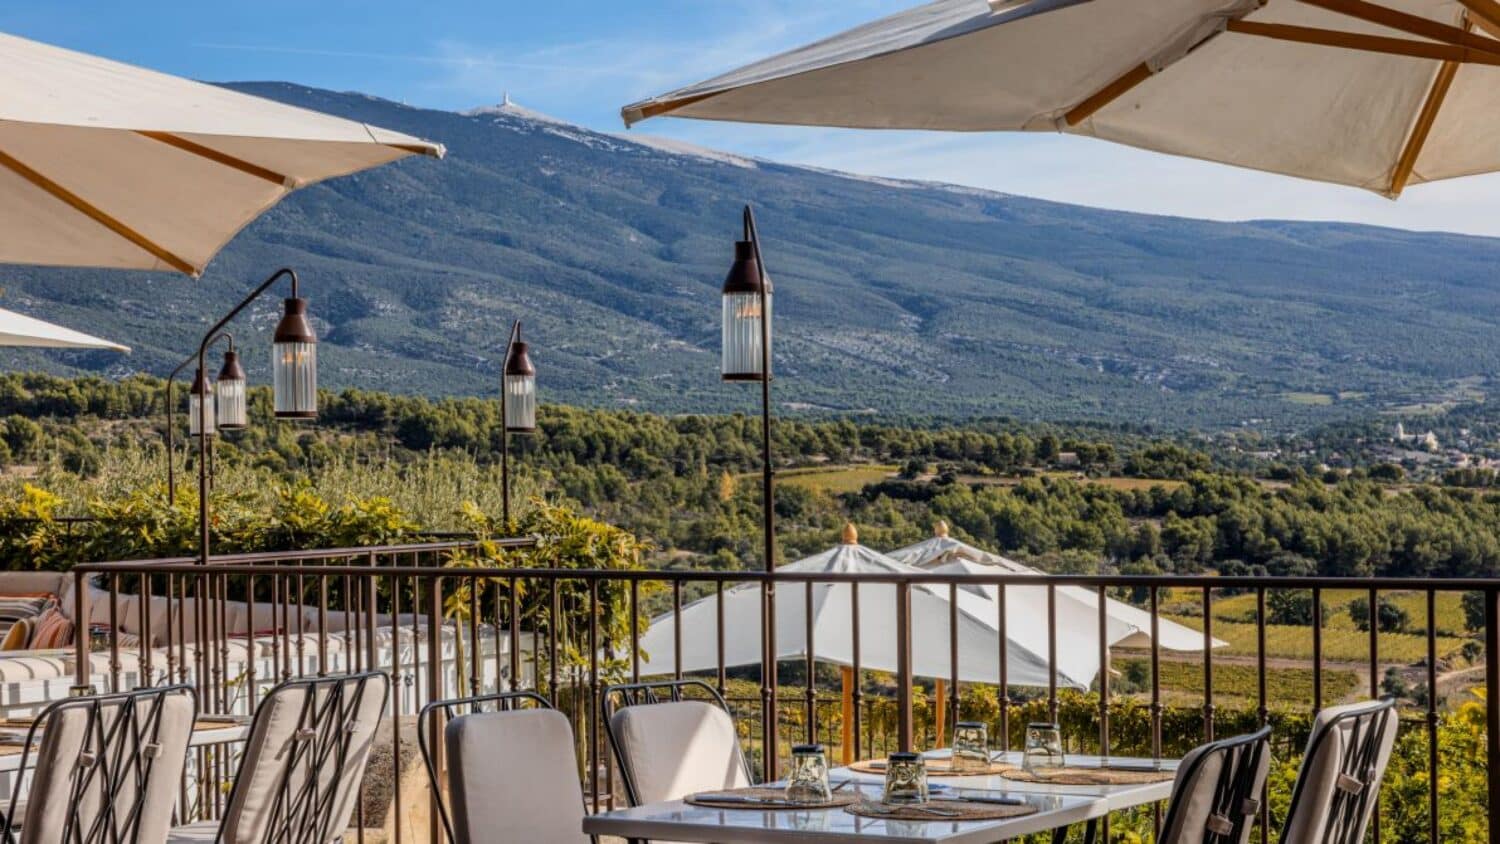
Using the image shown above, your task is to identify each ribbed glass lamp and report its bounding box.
[272,296,317,419]
[215,349,247,430]
[503,337,537,434]
[721,240,771,381]
[188,368,215,437]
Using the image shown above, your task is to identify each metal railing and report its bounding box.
[64,545,1500,843]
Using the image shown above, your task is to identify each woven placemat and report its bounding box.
[1000,765,1175,785]
[845,798,1038,822]
[847,757,1015,777]
[686,786,862,810]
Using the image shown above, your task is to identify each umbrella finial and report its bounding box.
[935,520,949,538]
[841,522,859,545]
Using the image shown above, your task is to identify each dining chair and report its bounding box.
[1280,697,1399,844]
[167,671,388,844]
[418,690,594,844]
[602,679,752,807]
[2,684,196,844]
[1157,725,1271,844]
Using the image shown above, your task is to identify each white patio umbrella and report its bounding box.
[639,523,1092,761]
[891,522,1223,651]
[623,0,1500,197]
[0,31,444,277]
[0,306,128,352]
[638,523,1088,688]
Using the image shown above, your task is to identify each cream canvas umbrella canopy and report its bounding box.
[0,31,445,277]
[624,0,1500,197]
[637,523,1089,688]
[0,306,128,352]
[892,522,1223,651]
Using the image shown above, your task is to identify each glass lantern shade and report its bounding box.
[272,297,317,419]
[188,370,215,437]
[721,240,771,382]
[215,350,247,430]
[503,340,537,433]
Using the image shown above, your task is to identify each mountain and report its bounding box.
[1,83,1497,430]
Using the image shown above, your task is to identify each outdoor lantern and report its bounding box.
[215,347,247,430]
[721,239,771,381]
[188,368,215,437]
[272,295,317,418]
[503,333,537,434]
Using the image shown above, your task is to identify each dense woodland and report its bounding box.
[0,373,1495,584]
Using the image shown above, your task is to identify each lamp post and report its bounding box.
[500,320,537,527]
[164,332,233,505]
[195,268,316,562]
[721,204,777,777]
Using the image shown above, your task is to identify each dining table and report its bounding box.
[0,715,252,774]
[584,750,1181,844]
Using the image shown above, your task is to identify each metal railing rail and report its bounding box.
[64,548,1500,844]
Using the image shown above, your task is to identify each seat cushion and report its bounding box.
[445,708,588,844]
[610,700,751,805]
[1283,700,1399,843]
[1160,736,1269,844]
[23,689,195,844]
[164,820,218,842]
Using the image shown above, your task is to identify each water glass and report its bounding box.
[883,752,929,804]
[1022,722,1065,773]
[785,744,832,804]
[952,721,989,772]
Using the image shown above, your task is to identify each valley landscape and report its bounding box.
[1,84,1498,430]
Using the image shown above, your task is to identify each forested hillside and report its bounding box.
[0,85,1497,428]
[1,374,1497,582]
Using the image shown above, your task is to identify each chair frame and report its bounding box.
[600,679,750,808]
[214,670,388,844]
[1158,725,1272,844]
[417,690,600,844]
[1,683,197,844]
[1280,697,1398,844]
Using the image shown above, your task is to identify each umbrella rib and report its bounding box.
[1064,63,1154,127]
[1226,19,1500,65]
[1388,58,1460,197]
[0,147,198,276]
[136,131,295,187]
[1298,0,1500,57]
[1458,0,1500,34]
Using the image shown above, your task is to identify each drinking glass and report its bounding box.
[1022,722,1065,773]
[786,744,832,804]
[952,721,989,772]
[883,752,929,804]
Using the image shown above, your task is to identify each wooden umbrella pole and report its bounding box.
[840,666,855,765]
[934,679,947,747]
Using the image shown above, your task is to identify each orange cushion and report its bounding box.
[27,608,72,649]
[0,618,32,651]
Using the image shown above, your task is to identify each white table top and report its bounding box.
[0,720,251,774]
[584,751,1180,844]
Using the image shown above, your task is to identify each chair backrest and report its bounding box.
[1281,698,1400,844]
[419,691,591,844]
[602,680,752,806]
[1158,726,1271,844]
[5,684,196,844]
[217,671,389,844]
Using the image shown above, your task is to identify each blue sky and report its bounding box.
[9,0,1500,236]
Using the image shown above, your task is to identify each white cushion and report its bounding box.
[1160,734,1269,844]
[21,688,194,844]
[445,708,588,844]
[1283,700,1399,843]
[610,700,751,805]
[204,674,387,843]
[163,820,217,842]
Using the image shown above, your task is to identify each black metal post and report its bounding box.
[744,205,778,779]
[164,333,230,506]
[197,268,301,563]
